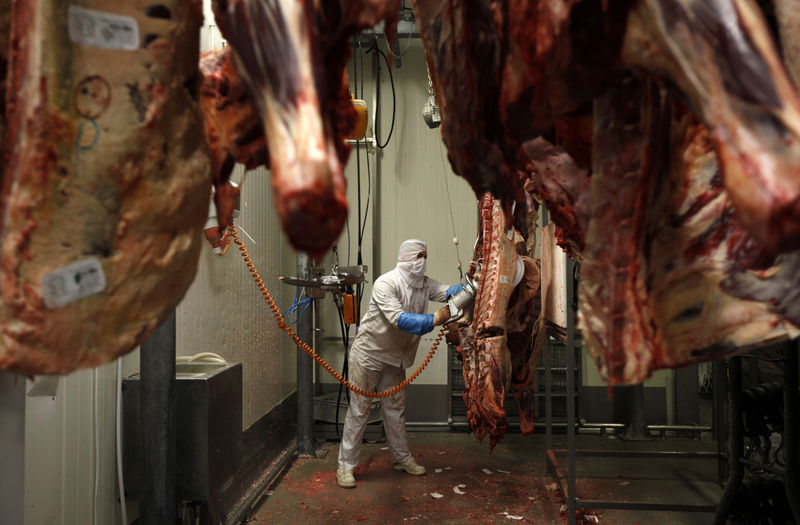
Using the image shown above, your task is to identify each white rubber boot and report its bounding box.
[336,468,356,488]
[393,457,426,475]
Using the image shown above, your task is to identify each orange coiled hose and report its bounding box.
[228,224,444,399]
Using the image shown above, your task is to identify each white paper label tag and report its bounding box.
[42,258,106,309]
[499,275,509,284]
[68,5,140,51]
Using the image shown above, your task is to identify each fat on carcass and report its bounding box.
[1,0,211,374]
[210,0,400,259]
[623,0,800,254]
[579,79,800,384]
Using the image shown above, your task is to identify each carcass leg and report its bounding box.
[623,0,800,253]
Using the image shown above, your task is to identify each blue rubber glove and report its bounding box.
[397,313,434,335]
[446,283,466,301]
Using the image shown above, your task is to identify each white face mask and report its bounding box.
[411,257,426,276]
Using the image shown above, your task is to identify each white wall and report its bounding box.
[177,165,296,430]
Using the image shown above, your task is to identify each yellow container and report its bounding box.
[347,97,368,140]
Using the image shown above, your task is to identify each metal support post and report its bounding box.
[785,341,799,522]
[622,383,649,440]
[566,258,576,525]
[545,333,553,476]
[711,359,728,482]
[139,311,176,525]
[713,356,743,525]
[543,205,553,475]
[296,252,316,456]
[0,371,25,525]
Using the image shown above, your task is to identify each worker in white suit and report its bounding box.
[336,239,463,488]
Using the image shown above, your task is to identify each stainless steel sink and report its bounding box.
[123,360,243,510]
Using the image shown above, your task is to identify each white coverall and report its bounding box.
[338,240,449,471]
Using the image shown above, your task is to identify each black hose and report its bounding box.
[367,46,395,149]
[334,302,350,439]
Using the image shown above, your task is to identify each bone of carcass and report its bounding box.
[520,138,591,258]
[198,47,268,230]
[0,0,211,374]
[211,0,399,258]
[579,78,799,384]
[622,0,800,254]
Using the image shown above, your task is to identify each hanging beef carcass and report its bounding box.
[448,193,541,447]
[415,0,800,400]
[520,138,591,259]
[198,46,268,233]
[0,0,211,374]
[415,0,800,255]
[210,0,400,259]
[621,0,800,256]
[580,78,800,384]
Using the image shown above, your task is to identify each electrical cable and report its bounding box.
[93,367,99,525]
[368,45,395,149]
[359,125,372,247]
[115,358,128,525]
[229,224,444,398]
[359,38,365,105]
[334,301,350,440]
[283,294,314,322]
[438,141,463,280]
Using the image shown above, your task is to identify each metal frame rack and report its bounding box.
[713,345,800,524]
[544,258,720,525]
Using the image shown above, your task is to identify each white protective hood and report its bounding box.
[396,239,427,288]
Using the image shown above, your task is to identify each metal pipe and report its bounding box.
[296,252,316,456]
[139,311,176,525]
[0,371,25,525]
[713,356,743,525]
[224,444,298,525]
[712,359,728,482]
[566,258,576,525]
[544,201,553,477]
[784,341,799,522]
[545,324,553,476]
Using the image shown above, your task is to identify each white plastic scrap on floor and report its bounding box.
[429,492,444,499]
[381,446,389,451]
[481,468,493,475]
[501,511,524,520]
[497,469,511,474]
[444,466,452,470]
[435,468,443,473]
[453,484,466,495]
[585,514,600,523]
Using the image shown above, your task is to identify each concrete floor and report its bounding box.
[249,432,721,525]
